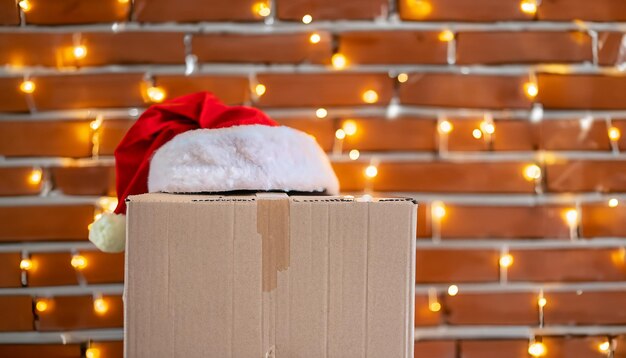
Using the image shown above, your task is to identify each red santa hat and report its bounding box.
[89,92,339,252]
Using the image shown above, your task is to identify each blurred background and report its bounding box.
[1,0,626,357]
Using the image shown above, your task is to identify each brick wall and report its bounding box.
[1,0,626,357]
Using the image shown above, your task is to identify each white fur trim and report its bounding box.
[148,125,340,194]
[88,213,126,253]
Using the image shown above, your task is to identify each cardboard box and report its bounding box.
[124,193,416,357]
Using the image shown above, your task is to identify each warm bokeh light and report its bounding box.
[253,2,271,17]
[438,120,453,134]
[438,30,454,42]
[18,0,32,12]
[28,168,43,185]
[19,80,35,94]
[86,347,101,358]
[255,83,266,96]
[365,165,378,178]
[499,254,514,268]
[528,341,546,357]
[447,285,459,296]
[335,129,346,140]
[407,0,432,18]
[480,121,495,134]
[35,299,49,313]
[315,108,328,118]
[608,198,619,208]
[524,81,539,98]
[472,128,483,139]
[342,120,358,136]
[94,297,109,314]
[538,297,547,308]
[302,14,313,24]
[609,126,621,141]
[397,73,409,83]
[349,149,360,160]
[98,197,118,212]
[429,301,441,312]
[361,89,379,104]
[90,117,103,131]
[564,209,578,226]
[523,164,542,181]
[431,201,446,220]
[146,86,166,103]
[71,255,88,270]
[331,53,347,70]
[598,341,610,353]
[20,259,33,271]
[73,45,87,60]
[520,0,538,15]
[309,33,321,44]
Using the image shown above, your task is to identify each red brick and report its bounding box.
[415,295,441,326]
[156,75,249,105]
[342,118,437,151]
[100,119,133,156]
[538,74,626,110]
[509,249,626,282]
[447,293,538,325]
[277,118,335,152]
[0,0,19,25]
[0,205,93,242]
[582,204,626,237]
[277,0,386,20]
[28,253,76,287]
[339,31,447,64]
[545,291,626,325]
[599,32,624,66]
[460,340,528,358]
[417,204,432,239]
[0,253,22,288]
[193,33,332,64]
[416,249,499,283]
[543,337,614,358]
[257,73,393,107]
[52,166,115,196]
[414,340,456,358]
[540,120,611,151]
[399,0,530,21]
[0,344,80,358]
[134,0,261,22]
[446,119,537,151]
[0,168,42,196]
[441,205,571,239]
[547,161,626,192]
[0,77,29,112]
[457,32,592,64]
[80,32,186,66]
[81,251,125,284]
[37,295,123,331]
[0,296,33,331]
[33,74,145,111]
[90,341,123,358]
[399,74,531,109]
[24,0,129,24]
[0,121,92,157]
[0,33,72,67]
[539,0,626,21]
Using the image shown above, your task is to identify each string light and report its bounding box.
[90,117,103,131]
[365,165,378,178]
[609,198,619,208]
[93,297,109,314]
[302,14,313,24]
[146,86,166,103]
[523,164,542,181]
[609,126,621,141]
[428,288,441,312]
[362,89,379,104]
[70,254,88,270]
[528,341,547,357]
[438,30,455,42]
[438,120,453,134]
[252,2,271,17]
[349,149,360,160]
[19,80,35,94]
[28,168,43,185]
[407,0,432,18]
[20,258,33,271]
[429,301,441,312]
[472,129,483,139]
[499,254,514,268]
[480,121,495,135]
[397,73,409,83]
[86,347,101,358]
[447,285,459,296]
[255,83,266,97]
[335,129,346,140]
[538,296,547,308]
[564,208,579,227]
[342,120,358,136]
[35,299,49,313]
[431,201,446,220]
[309,33,321,44]
[524,80,539,99]
[18,0,31,12]
[73,45,87,60]
[331,53,347,70]
[520,0,539,15]
[598,340,611,353]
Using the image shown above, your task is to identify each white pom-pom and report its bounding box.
[89,213,126,253]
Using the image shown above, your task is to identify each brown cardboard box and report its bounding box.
[124,193,416,357]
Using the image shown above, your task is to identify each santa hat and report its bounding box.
[89,92,339,252]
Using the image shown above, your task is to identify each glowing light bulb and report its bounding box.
[362,89,379,104]
[20,259,33,271]
[349,149,360,160]
[499,254,514,268]
[408,0,432,18]
[255,84,266,96]
[28,168,43,185]
[309,33,321,44]
[528,342,547,357]
[90,118,103,131]
[431,201,446,220]
[19,80,35,94]
[609,126,621,141]
[523,164,542,181]
[524,81,539,98]
[86,348,101,358]
[447,285,459,296]
[71,255,87,270]
[609,198,619,208]
[302,14,312,24]
[538,297,547,308]
[397,73,409,83]
[480,121,495,134]
[564,209,578,227]
[73,45,87,60]
[315,108,328,119]
[118,0,129,3]
[472,129,483,139]
[331,53,347,70]
[365,165,378,178]
[18,0,31,12]
[429,302,441,312]
[342,120,358,136]
[146,86,166,103]
[598,341,611,353]
[520,0,538,15]
[438,30,454,42]
[36,299,49,313]
[94,297,109,314]
[335,129,346,140]
[253,2,271,17]
[438,120,453,134]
